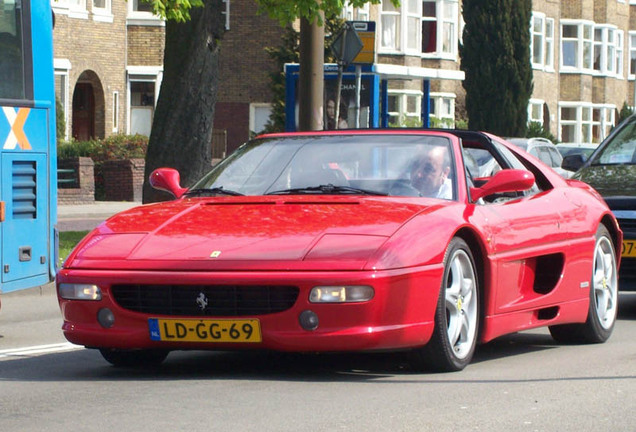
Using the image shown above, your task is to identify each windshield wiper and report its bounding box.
[266,184,387,196]
[184,187,244,197]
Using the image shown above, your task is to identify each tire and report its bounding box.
[549,224,618,344]
[99,348,169,368]
[411,237,480,372]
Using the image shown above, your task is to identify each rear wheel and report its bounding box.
[549,224,618,344]
[411,237,479,372]
[99,348,169,368]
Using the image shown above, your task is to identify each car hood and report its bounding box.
[66,196,447,271]
[574,164,636,197]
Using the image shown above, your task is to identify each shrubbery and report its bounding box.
[57,134,148,200]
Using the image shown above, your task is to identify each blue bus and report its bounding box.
[0,0,57,296]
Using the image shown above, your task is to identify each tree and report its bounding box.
[142,0,225,203]
[460,0,533,136]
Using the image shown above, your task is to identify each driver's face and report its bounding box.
[411,147,448,195]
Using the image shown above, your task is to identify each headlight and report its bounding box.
[309,285,374,303]
[58,283,102,300]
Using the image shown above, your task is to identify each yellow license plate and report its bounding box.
[622,240,636,258]
[149,318,261,343]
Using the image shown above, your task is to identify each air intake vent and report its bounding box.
[12,161,37,219]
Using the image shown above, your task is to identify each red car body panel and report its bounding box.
[56,130,622,355]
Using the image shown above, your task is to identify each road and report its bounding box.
[1,286,635,432]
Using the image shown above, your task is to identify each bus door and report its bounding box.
[0,107,50,291]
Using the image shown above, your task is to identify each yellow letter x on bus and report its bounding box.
[2,107,32,150]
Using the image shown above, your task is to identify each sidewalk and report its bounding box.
[57,201,142,232]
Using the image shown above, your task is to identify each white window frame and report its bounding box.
[112,91,119,133]
[560,20,594,73]
[342,2,369,22]
[54,58,71,141]
[222,0,230,31]
[379,0,458,59]
[429,92,456,127]
[528,99,544,124]
[126,66,163,135]
[558,102,616,144]
[380,0,401,52]
[593,25,621,76]
[531,13,555,71]
[387,89,422,126]
[51,0,89,19]
[127,0,164,26]
[92,0,113,23]
[249,103,272,136]
[630,31,636,79]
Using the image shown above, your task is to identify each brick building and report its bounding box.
[53,0,636,154]
[52,0,164,141]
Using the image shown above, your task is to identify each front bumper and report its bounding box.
[56,265,443,352]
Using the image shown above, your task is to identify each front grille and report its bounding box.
[111,284,299,316]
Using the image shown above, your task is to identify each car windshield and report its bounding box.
[190,134,456,199]
[590,118,636,166]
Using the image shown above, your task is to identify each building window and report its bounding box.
[222,0,230,30]
[429,93,455,127]
[127,67,162,136]
[380,0,458,58]
[561,21,594,72]
[387,90,422,127]
[528,99,544,124]
[593,26,622,76]
[112,91,119,133]
[127,0,163,25]
[92,0,113,22]
[559,103,615,144]
[380,0,401,51]
[342,2,369,21]
[630,32,636,79]
[531,13,554,70]
[52,0,89,19]
[249,103,272,136]
[54,59,71,140]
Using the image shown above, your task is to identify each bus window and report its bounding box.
[0,0,27,100]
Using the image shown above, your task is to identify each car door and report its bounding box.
[471,140,582,316]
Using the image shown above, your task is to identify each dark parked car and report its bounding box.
[564,115,636,290]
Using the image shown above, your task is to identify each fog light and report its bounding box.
[309,285,374,303]
[59,283,102,300]
[97,308,115,328]
[299,310,319,331]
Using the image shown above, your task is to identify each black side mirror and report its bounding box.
[562,154,586,172]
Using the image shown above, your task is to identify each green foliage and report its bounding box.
[460,0,533,136]
[143,0,204,22]
[618,102,634,124]
[526,121,558,142]
[389,116,423,128]
[57,135,148,162]
[59,231,89,265]
[55,97,66,143]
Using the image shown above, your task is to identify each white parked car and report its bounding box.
[506,137,571,178]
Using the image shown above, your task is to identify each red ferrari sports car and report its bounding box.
[56,130,621,371]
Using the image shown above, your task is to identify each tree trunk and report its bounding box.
[142,0,225,204]
[298,13,325,131]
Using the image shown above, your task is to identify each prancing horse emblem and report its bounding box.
[196,292,209,310]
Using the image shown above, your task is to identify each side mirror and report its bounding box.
[149,168,188,198]
[561,154,586,172]
[470,169,535,201]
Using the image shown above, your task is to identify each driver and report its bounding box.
[410,145,452,199]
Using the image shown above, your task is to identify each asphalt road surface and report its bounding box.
[1,287,635,432]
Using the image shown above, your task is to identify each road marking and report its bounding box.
[0,342,82,360]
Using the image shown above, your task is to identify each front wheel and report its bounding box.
[411,237,480,372]
[99,348,169,368]
[549,224,618,344]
